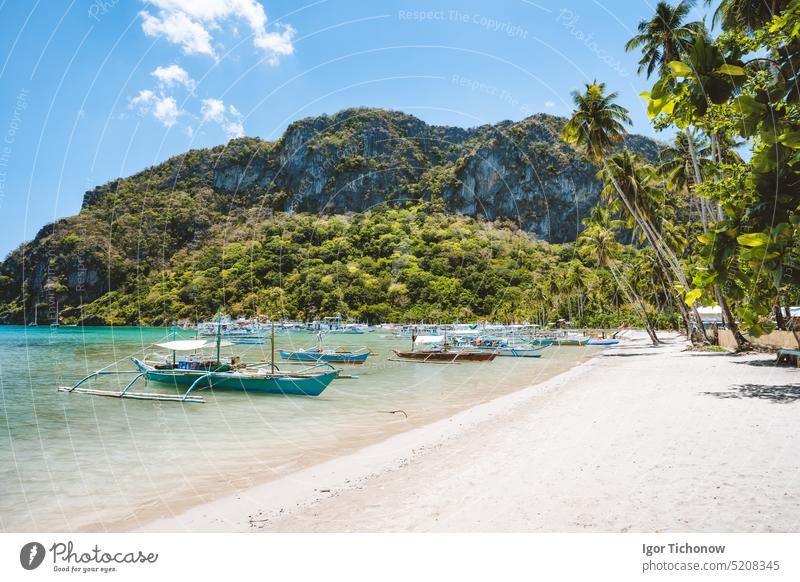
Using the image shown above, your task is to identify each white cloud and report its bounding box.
[129,89,155,113]
[129,90,182,127]
[201,98,226,123]
[224,120,245,138]
[140,9,214,56]
[201,97,245,138]
[151,64,196,90]
[153,96,181,127]
[139,0,295,62]
[544,101,555,108]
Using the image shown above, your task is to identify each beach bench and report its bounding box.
[776,349,800,367]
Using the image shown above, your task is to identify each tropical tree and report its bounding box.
[625,0,703,77]
[562,83,706,341]
[579,219,661,344]
[642,0,799,345]
[708,0,791,33]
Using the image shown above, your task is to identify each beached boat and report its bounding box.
[280,346,370,365]
[587,338,619,346]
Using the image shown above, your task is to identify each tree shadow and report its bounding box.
[600,352,662,358]
[730,358,795,367]
[703,383,800,403]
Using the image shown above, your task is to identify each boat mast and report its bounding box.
[172,320,177,368]
[271,319,276,371]
[216,310,222,365]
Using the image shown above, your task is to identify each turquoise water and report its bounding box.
[0,325,596,532]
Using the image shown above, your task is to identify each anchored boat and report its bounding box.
[391,349,496,362]
[280,346,370,365]
[59,335,339,403]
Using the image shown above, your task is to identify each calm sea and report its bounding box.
[0,325,596,531]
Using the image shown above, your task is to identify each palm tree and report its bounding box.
[708,0,790,33]
[625,1,703,78]
[564,83,711,341]
[578,221,660,345]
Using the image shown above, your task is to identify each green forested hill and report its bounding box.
[0,108,667,326]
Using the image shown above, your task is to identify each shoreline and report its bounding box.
[140,331,800,533]
[136,332,631,532]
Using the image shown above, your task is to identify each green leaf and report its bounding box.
[778,131,800,148]
[737,232,769,247]
[716,64,747,76]
[684,289,702,307]
[668,61,692,77]
[697,232,715,244]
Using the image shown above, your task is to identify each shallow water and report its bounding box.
[0,325,597,531]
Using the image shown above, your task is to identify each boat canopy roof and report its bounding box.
[155,339,234,351]
[414,335,445,344]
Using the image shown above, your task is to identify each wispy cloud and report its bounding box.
[201,98,245,138]
[139,0,295,64]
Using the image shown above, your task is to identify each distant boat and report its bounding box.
[280,347,370,365]
[530,337,589,346]
[452,337,547,358]
[587,338,619,346]
[391,349,496,362]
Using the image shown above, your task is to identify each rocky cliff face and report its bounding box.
[0,107,660,322]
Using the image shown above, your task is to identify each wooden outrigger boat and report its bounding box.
[530,336,590,346]
[59,322,340,402]
[587,338,619,346]
[391,328,496,363]
[454,337,548,358]
[391,349,496,362]
[280,346,370,365]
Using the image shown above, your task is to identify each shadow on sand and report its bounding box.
[703,383,800,403]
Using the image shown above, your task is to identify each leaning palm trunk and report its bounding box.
[608,261,660,345]
[685,129,751,350]
[601,158,706,343]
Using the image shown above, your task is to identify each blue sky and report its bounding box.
[0,0,711,257]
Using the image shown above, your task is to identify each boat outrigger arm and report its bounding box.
[57,339,233,403]
[58,369,208,403]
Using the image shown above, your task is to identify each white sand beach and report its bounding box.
[141,332,800,532]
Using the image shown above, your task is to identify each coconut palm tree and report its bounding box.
[708,0,790,33]
[563,83,711,342]
[625,1,703,78]
[597,149,701,338]
[578,220,661,345]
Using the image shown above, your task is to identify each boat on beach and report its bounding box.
[587,338,620,346]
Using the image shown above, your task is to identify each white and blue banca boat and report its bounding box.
[59,336,339,403]
[279,347,370,365]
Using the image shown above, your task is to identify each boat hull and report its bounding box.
[279,350,369,364]
[132,359,337,396]
[530,338,589,346]
[587,339,619,346]
[392,349,496,362]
